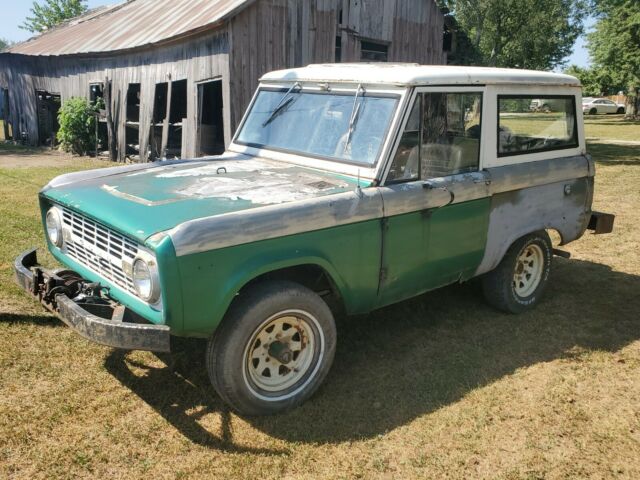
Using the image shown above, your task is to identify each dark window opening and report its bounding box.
[197,79,225,156]
[126,83,141,123]
[153,83,168,124]
[443,24,453,52]
[1,88,11,140]
[89,83,108,155]
[36,90,61,147]
[335,36,342,62]
[170,79,187,124]
[149,79,187,160]
[125,83,141,159]
[89,83,104,103]
[360,40,388,62]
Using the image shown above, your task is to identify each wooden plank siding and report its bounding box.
[0,0,445,162]
[0,31,230,160]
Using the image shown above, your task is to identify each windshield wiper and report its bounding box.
[262,82,301,127]
[343,84,365,153]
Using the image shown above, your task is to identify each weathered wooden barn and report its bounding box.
[0,0,447,162]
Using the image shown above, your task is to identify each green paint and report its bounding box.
[39,160,491,339]
[378,198,490,306]
[174,219,382,337]
[43,160,362,242]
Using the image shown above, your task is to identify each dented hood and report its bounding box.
[42,153,361,243]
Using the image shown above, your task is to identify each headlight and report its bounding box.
[132,258,160,303]
[46,207,63,247]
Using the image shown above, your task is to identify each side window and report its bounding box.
[498,96,577,156]
[387,95,421,181]
[387,92,482,182]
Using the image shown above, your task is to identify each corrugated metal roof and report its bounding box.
[8,0,253,56]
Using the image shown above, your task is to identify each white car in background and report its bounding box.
[582,97,626,115]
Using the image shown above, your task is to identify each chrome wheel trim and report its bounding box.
[242,309,324,402]
[513,243,545,297]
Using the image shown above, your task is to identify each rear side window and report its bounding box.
[498,96,578,156]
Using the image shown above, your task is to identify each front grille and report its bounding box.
[61,207,140,295]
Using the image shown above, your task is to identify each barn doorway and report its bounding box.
[197,79,225,156]
[35,90,61,146]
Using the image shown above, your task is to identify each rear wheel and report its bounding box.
[617,107,625,114]
[589,107,598,115]
[482,231,552,314]
[206,281,336,415]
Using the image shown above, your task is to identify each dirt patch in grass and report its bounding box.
[0,145,109,169]
[1,120,639,478]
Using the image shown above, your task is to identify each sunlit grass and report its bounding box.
[0,118,639,478]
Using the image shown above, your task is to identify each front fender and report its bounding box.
[174,220,382,338]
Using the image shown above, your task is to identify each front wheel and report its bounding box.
[206,281,336,415]
[617,107,625,114]
[482,231,552,314]
[589,107,598,115]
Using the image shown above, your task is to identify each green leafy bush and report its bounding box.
[57,97,99,156]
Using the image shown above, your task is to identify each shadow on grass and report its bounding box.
[0,145,52,156]
[104,347,287,456]
[0,312,59,327]
[584,118,640,126]
[588,142,640,166]
[103,257,640,446]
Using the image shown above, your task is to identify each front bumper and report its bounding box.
[14,249,170,352]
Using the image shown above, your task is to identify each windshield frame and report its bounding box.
[230,83,404,172]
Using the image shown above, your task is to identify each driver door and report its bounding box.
[377,88,491,307]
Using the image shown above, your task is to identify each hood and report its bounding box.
[42,152,362,243]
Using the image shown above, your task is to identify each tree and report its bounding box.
[564,65,625,97]
[588,0,640,116]
[439,0,589,70]
[20,0,87,34]
[0,38,12,51]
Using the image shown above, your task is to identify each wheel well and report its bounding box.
[237,264,345,316]
[545,228,564,246]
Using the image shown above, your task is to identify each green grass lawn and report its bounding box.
[1,119,639,479]
[585,115,640,142]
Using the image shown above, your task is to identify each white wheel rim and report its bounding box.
[243,309,323,400]
[513,244,544,297]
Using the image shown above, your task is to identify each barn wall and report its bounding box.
[228,0,445,128]
[0,0,446,162]
[0,31,230,160]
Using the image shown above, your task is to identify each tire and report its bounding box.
[617,107,625,114]
[206,280,337,415]
[541,104,551,113]
[589,107,598,115]
[482,231,552,314]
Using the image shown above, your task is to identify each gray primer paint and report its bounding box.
[42,158,201,192]
[168,155,593,257]
[170,187,385,257]
[475,176,593,276]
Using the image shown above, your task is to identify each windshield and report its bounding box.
[235,88,399,166]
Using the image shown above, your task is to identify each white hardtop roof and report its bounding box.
[261,63,581,87]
